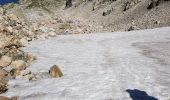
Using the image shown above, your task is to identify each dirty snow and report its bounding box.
[2,27,170,100]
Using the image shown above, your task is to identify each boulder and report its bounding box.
[0,56,12,67]
[8,14,18,21]
[0,7,4,14]
[10,60,27,71]
[48,31,56,37]
[0,69,8,78]
[5,26,13,33]
[9,60,27,77]
[49,65,63,78]
[19,38,28,46]
[25,53,36,64]
[0,96,17,100]
[0,23,5,32]
[10,68,22,78]
[0,96,10,100]
[0,80,8,94]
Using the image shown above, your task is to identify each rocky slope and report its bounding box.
[62,0,170,32]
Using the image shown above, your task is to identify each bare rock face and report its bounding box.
[49,65,63,78]
[0,56,12,68]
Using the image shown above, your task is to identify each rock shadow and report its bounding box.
[126,89,158,100]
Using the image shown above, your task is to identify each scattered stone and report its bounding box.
[8,14,18,21]
[25,53,36,64]
[0,96,17,100]
[5,26,13,33]
[11,96,17,100]
[22,71,37,81]
[48,31,56,37]
[102,9,112,16]
[127,26,135,31]
[10,60,27,71]
[19,38,28,47]
[0,23,5,32]
[0,96,10,100]
[0,80,8,94]
[0,56,12,68]
[49,65,63,78]
[0,69,8,78]
[123,1,131,11]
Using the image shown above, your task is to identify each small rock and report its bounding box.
[22,71,36,81]
[0,80,8,94]
[8,14,18,21]
[11,96,17,100]
[0,23,5,32]
[127,26,134,31]
[19,38,28,46]
[0,69,8,78]
[0,7,4,14]
[5,26,13,33]
[10,60,27,71]
[25,53,36,64]
[0,96,17,100]
[0,96,10,100]
[48,31,56,37]
[49,65,63,78]
[0,56,12,68]
[10,68,21,78]
[57,19,63,23]
[0,43,6,50]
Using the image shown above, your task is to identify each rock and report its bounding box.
[123,1,131,11]
[48,31,56,37]
[10,68,21,78]
[57,19,63,23]
[22,71,36,81]
[0,23,5,32]
[0,69,8,78]
[25,53,36,64]
[38,34,48,40]
[19,38,28,46]
[49,65,63,78]
[5,26,13,33]
[10,60,27,71]
[0,96,10,100]
[8,14,18,21]
[0,42,5,49]
[102,9,112,16]
[0,96,17,100]
[0,56,12,68]
[0,80,8,94]
[11,97,17,100]
[127,26,135,31]
[0,7,4,14]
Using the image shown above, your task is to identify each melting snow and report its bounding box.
[2,27,170,100]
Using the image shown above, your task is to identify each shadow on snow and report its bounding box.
[126,89,158,100]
